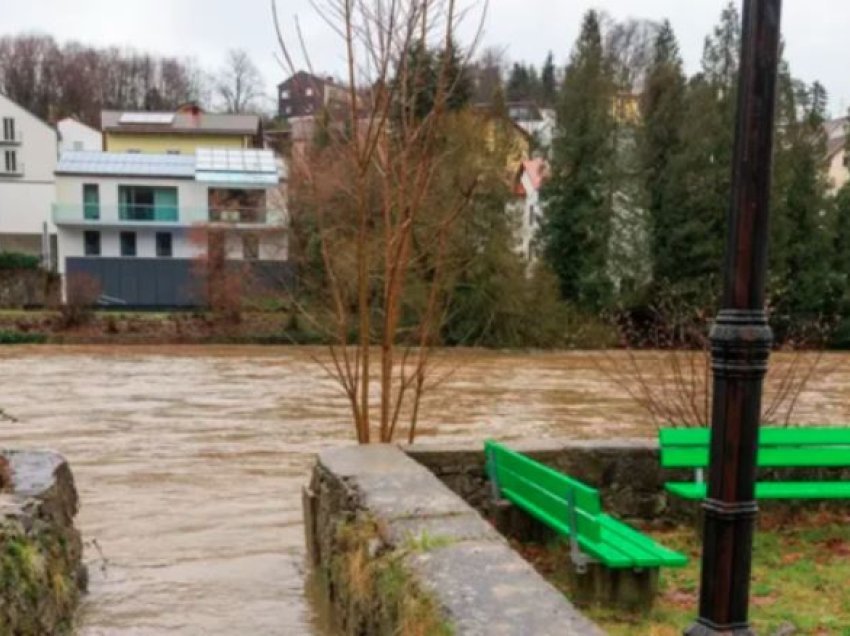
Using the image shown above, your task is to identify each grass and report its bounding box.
[519,511,850,635]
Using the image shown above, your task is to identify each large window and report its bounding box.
[118,186,178,221]
[83,231,101,256]
[156,232,173,257]
[2,118,14,141]
[120,232,137,257]
[83,184,100,220]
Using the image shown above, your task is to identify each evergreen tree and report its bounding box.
[639,20,686,289]
[506,62,541,102]
[649,3,741,307]
[541,52,557,107]
[541,10,616,309]
[773,81,834,320]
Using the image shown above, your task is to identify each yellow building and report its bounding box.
[101,108,262,154]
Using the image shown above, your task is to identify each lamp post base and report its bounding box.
[684,619,755,636]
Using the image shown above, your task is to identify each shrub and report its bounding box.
[0,331,47,345]
[0,252,40,271]
[58,273,101,329]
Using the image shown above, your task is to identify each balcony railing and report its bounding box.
[0,130,22,145]
[52,204,285,227]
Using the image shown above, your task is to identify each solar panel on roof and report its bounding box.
[56,151,195,177]
[119,112,175,125]
[195,148,278,175]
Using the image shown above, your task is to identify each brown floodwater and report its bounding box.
[0,345,848,635]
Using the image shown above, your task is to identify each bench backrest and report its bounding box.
[485,440,601,542]
[659,427,850,469]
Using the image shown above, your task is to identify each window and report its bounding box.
[83,184,100,220]
[126,149,141,154]
[156,232,173,257]
[242,234,259,260]
[281,89,290,99]
[118,186,178,221]
[166,149,181,155]
[285,105,292,115]
[3,150,17,173]
[83,231,101,256]
[305,87,314,97]
[2,118,14,141]
[120,232,137,257]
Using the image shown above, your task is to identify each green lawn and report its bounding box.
[519,512,850,635]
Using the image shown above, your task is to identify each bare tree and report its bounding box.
[275,0,488,444]
[215,49,265,114]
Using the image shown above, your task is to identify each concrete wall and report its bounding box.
[304,445,602,635]
[0,449,86,634]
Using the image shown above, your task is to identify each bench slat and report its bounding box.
[661,447,850,469]
[597,515,688,567]
[666,481,850,500]
[497,464,601,543]
[660,426,850,447]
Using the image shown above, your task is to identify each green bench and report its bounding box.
[484,440,687,571]
[660,426,850,500]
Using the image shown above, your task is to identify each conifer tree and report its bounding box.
[639,20,686,289]
[541,10,616,309]
[540,52,557,107]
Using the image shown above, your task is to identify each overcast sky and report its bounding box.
[4,1,850,115]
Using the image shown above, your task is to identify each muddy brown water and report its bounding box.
[0,345,848,635]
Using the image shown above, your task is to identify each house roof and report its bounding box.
[56,148,280,185]
[825,118,848,160]
[101,110,260,136]
[0,91,57,134]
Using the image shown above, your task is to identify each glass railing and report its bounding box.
[52,204,285,226]
[118,205,179,222]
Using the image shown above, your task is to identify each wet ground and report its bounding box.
[0,345,846,635]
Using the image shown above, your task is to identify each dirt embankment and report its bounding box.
[0,310,317,345]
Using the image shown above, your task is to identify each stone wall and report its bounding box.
[406,439,675,522]
[304,445,603,636]
[405,438,850,523]
[0,269,59,308]
[0,450,86,635]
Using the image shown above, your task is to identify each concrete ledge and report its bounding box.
[305,444,603,635]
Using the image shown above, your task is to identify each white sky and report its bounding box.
[3,1,849,115]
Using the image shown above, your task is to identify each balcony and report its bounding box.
[52,204,285,228]
[0,130,22,146]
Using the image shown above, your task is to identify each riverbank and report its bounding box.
[0,309,324,345]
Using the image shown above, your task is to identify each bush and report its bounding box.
[0,331,47,345]
[58,273,101,329]
[0,252,40,271]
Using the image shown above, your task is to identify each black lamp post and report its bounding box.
[686,1,783,634]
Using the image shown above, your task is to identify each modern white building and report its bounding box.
[0,92,58,262]
[54,148,289,307]
[57,118,103,153]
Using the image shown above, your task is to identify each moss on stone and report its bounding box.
[326,518,454,636]
[0,518,80,635]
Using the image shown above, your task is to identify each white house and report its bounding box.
[58,118,102,153]
[54,148,289,307]
[0,92,58,262]
[509,158,547,262]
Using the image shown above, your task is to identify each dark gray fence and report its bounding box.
[66,257,295,308]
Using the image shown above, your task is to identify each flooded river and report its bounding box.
[0,345,848,635]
